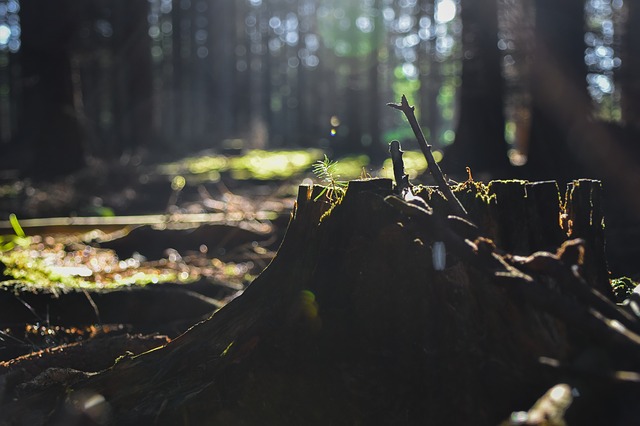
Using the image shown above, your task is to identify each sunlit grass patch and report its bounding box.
[228,149,323,180]
[0,234,258,295]
[158,149,324,182]
[0,240,194,294]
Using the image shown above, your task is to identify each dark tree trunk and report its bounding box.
[366,29,382,160]
[366,0,385,161]
[255,1,274,149]
[233,1,251,143]
[171,0,188,145]
[209,2,236,144]
[112,0,153,155]
[18,1,85,177]
[523,0,640,222]
[525,0,589,182]
[344,67,365,154]
[618,1,640,132]
[418,0,440,148]
[296,5,310,149]
[0,52,15,146]
[445,0,510,176]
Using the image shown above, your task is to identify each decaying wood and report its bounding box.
[0,177,638,425]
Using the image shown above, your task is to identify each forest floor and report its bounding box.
[0,149,638,371]
[0,152,307,362]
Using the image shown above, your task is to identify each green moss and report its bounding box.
[611,277,639,303]
[454,180,495,205]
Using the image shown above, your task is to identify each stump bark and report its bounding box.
[1,178,638,425]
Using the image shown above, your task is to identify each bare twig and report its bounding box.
[389,140,411,196]
[387,95,468,219]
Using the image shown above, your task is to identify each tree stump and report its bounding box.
[1,178,637,425]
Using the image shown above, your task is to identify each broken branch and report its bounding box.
[387,94,468,219]
[389,140,411,196]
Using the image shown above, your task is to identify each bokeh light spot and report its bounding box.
[435,0,457,24]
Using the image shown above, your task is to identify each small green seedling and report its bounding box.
[312,155,348,202]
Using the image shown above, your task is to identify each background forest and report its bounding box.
[0,0,640,275]
[0,0,638,180]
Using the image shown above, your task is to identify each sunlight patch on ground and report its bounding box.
[158,149,324,183]
[0,233,258,295]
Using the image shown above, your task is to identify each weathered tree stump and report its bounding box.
[1,178,637,425]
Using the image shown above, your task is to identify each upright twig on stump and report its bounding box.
[387,95,468,219]
[389,140,411,196]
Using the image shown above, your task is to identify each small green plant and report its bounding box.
[312,155,348,202]
[0,214,30,252]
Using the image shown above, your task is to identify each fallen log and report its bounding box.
[1,177,638,425]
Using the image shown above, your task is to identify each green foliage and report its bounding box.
[438,83,457,121]
[316,3,381,58]
[611,277,639,303]
[382,126,418,145]
[96,207,116,217]
[312,155,348,202]
[9,213,25,237]
[392,71,421,118]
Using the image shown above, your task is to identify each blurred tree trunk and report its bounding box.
[112,0,153,155]
[344,68,364,154]
[618,1,640,133]
[418,0,440,148]
[525,0,588,182]
[343,5,367,155]
[260,6,274,148]
[445,0,510,175]
[234,1,251,142]
[168,0,185,146]
[367,51,382,160]
[366,0,384,161]
[18,1,85,177]
[296,2,310,148]
[209,2,236,144]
